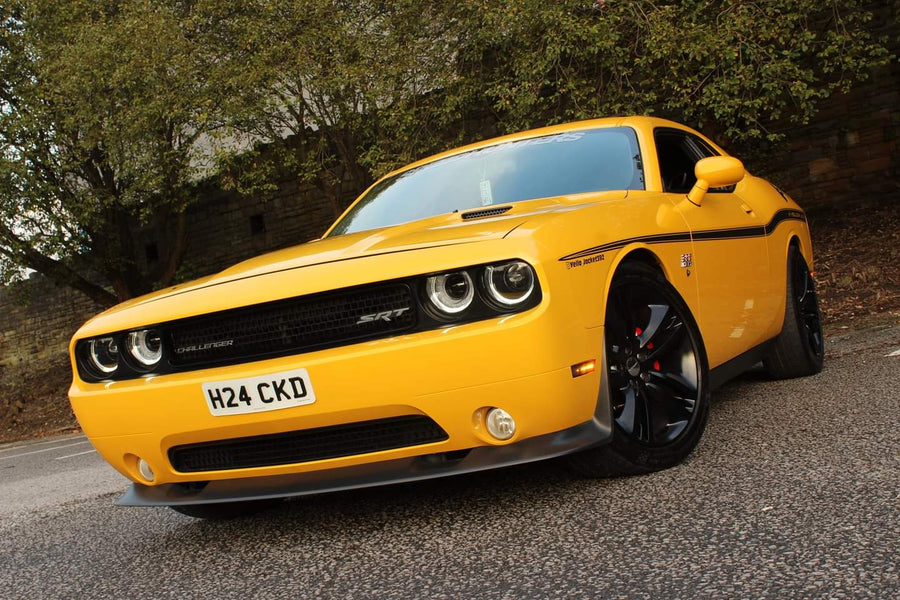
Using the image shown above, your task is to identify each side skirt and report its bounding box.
[709,340,774,390]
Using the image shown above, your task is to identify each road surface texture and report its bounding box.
[1,321,898,599]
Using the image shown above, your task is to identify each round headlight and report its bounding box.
[88,337,119,375]
[425,271,474,315]
[483,261,535,306]
[126,329,163,367]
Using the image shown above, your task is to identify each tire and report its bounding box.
[169,498,283,520]
[568,261,710,477]
[763,245,824,379]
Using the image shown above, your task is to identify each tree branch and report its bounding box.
[0,222,117,307]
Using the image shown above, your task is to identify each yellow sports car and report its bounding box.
[69,117,824,519]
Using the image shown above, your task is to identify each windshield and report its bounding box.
[329,127,644,237]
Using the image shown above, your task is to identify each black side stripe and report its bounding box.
[764,209,806,234]
[558,208,806,262]
[560,232,692,261]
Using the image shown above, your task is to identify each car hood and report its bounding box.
[218,211,524,281]
[80,192,626,328]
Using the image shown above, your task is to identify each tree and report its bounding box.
[206,0,468,217]
[451,0,890,145]
[215,0,888,215]
[0,0,230,306]
[0,0,889,307]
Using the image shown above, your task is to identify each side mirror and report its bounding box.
[687,156,745,206]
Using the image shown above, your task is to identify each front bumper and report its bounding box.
[71,290,612,504]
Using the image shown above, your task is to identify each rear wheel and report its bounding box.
[568,262,710,477]
[764,246,824,379]
[169,498,283,520]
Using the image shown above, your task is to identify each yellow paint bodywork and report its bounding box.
[69,116,815,488]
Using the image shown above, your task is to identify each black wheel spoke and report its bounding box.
[615,384,638,436]
[650,370,697,398]
[794,257,824,357]
[645,380,694,438]
[642,383,674,441]
[644,314,685,363]
[638,304,669,347]
[795,267,809,305]
[634,386,653,444]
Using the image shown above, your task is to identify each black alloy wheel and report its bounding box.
[764,245,825,379]
[606,277,700,446]
[568,261,710,477]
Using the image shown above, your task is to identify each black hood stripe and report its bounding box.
[559,208,805,262]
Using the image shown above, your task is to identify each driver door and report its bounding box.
[654,128,770,369]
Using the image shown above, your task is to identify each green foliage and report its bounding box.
[0,0,891,304]
[0,0,230,304]
[216,0,889,210]
[452,0,890,143]
[206,0,466,214]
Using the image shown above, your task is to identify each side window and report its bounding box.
[687,133,719,159]
[654,128,721,194]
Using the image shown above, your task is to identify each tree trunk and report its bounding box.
[0,223,118,308]
[150,209,189,288]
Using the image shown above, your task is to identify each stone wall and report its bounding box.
[0,275,105,368]
[759,1,899,210]
[150,177,340,279]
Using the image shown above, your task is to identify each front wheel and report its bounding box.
[568,262,710,477]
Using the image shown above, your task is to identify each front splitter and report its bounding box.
[117,418,611,507]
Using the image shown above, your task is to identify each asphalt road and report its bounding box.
[1,322,898,599]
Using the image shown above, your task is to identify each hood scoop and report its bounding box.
[461,205,513,220]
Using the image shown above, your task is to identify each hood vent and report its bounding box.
[461,205,513,220]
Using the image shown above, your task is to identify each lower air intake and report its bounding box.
[168,415,448,473]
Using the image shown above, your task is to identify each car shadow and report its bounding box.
[163,455,617,542]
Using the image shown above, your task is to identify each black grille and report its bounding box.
[169,283,415,367]
[169,415,448,472]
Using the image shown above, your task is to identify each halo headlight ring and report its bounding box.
[125,329,164,368]
[87,337,119,376]
[482,261,536,308]
[425,271,475,317]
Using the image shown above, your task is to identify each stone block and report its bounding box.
[809,158,838,180]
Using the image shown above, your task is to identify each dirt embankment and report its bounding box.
[1,355,77,442]
[810,201,900,325]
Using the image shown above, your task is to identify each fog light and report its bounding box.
[137,458,155,482]
[486,408,516,440]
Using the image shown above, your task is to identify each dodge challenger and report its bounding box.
[68,117,824,518]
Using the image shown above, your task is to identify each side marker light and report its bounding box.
[571,360,597,378]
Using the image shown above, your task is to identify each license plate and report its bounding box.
[202,368,316,416]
